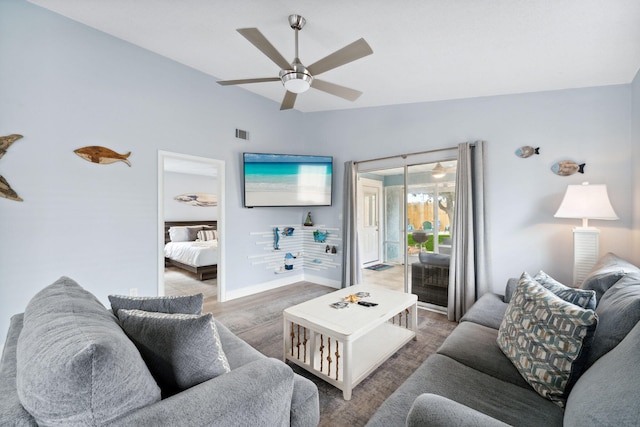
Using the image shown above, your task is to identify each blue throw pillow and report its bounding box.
[534,271,597,310]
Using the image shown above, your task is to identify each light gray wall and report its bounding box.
[164,172,217,221]
[305,85,635,289]
[632,68,640,259]
[0,0,314,341]
[1,0,638,344]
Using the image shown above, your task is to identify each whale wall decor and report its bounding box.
[74,146,132,166]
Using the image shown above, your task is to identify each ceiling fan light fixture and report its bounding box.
[432,162,446,179]
[280,70,313,94]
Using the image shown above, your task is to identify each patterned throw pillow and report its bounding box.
[497,274,598,407]
[109,294,203,316]
[196,229,217,241]
[534,271,597,310]
[117,310,231,395]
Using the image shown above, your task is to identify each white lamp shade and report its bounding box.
[554,183,618,225]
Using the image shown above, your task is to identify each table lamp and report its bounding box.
[554,182,618,286]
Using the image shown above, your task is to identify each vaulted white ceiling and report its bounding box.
[28,0,640,113]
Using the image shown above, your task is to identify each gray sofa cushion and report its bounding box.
[437,321,529,389]
[16,277,161,426]
[109,294,203,315]
[118,309,230,395]
[585,272,640,367]
[407,394,510,427]
[580,252,640,304]
[564,318,640,426]
[366,354,564,427]
[459,292,507,329]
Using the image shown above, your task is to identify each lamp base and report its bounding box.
[572,227,600,287]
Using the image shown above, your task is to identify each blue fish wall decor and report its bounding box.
[515,146,540,158]
[551,160,585,176]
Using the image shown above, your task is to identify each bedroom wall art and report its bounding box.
[551,160,586,176]
[174,193,217,207]
[0,133,24,202]
[74,146,132,166]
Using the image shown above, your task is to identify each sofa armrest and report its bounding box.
[107,358,294,427]
[407,394,510,427]
[504,277,519,303]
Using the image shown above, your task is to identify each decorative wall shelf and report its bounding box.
[248,224,342,274]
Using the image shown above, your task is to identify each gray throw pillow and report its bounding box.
[585,272,640,367]
[16,277,161,426]
[534,271,596,310]
[117,309,231,395]
[109,293,203,316]
[580,253,640,304]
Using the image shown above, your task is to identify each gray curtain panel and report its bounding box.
[448,141,492,321]
[342,161,362,287]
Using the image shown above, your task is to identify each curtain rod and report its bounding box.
[353,145,462,165]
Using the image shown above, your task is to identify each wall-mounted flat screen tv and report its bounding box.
[243,153,333,207]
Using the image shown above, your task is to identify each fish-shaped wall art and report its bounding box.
[0,134,23,159]
[74,146,131,167]
[281,227,295,236]
[0,175,22,202]
[551,160,585,176]
[515,146,540,158]
[174,193,217,207]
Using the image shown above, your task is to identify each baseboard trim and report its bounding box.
[222,273,341,301]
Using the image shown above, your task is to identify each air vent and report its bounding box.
[235,129,249,140]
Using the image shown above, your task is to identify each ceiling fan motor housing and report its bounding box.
[279,59,313,93]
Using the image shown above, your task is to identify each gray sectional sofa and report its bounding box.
[367,252,640,426]
[0,276,319,426]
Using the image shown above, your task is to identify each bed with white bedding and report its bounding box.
[164,221,218,280]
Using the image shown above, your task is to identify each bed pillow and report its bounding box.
[497,274,598,407]
[196,229,217,241]
[17,277,161,426]
[109,294,203,316]
[117,310,230,395]
[580,252,640,304]
[534,271,597,310]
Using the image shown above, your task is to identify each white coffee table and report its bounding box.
[283,284,417,400]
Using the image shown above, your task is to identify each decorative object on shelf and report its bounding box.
[284,252,296,270]
[281,227,295,236]
[551,160,585,176]
[74,146,132,167]
[174,193,217,207]
[554,182,618,286]
[0,134,24,202]
[0,134,22,159]
[313,229,328,243]
[312,259,322,264]
[304,211,314,226]
[325,245,331,253]
[515,146,540,158]
[273,227,280,250]
[331,245,337,254]
[0,175,22,202]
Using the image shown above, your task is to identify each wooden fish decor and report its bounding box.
[174,193,217,207]
[551,160,585,176]
[74,146,131,167]
[0,133,24,202]
[515,146,540,158]
[0,134,23,159]
[0,175,22,202]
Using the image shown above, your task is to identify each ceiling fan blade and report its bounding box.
[237,28,291,70]
[311,79,362,101]
[306,38,373,76]
[217,77,280,86]
[280,91,297,110]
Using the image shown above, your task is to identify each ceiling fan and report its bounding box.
[217,14,373,110]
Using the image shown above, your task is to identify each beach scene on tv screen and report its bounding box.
[244,153,332,207]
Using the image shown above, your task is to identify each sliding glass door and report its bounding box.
[357,156,457,311]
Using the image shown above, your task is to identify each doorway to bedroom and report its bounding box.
[158,151,225,303]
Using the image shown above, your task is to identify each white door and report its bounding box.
[358,178,382,266]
